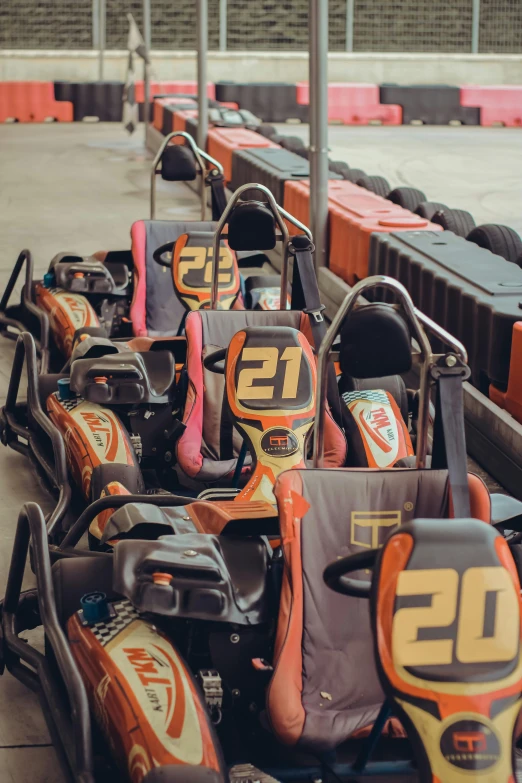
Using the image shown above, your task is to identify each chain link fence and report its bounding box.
[0,0,520,53]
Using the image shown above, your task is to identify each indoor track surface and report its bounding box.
[0,122,520,781]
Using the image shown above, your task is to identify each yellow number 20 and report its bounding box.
[392,566,519,668]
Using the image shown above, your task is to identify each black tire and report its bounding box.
[294,146,309,159]
[356,175,391,198]
[329,160,350,176]
[342,168,367,183]
[431,208,476,237]
[466,224,522,264]
[517,253,522,270]
[279,135,305,152]
[256,123,277,139]
[387,186,427,212]
[414,201,449,220]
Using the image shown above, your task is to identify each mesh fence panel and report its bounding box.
[479,0,522,53]
[0,0,520,53]
[353,0,473,52]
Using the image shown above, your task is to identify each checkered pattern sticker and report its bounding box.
[52,392,82,411]
[88,600,140,647]
[342,389,390,406]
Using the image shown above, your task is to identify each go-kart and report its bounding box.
[0,134,286,374]
[0,187,327,542]
[3,277,522,783]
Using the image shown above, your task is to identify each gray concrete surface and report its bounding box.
[2,50,522,85]
[0,122,519,780]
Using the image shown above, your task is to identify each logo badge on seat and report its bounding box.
[261,427,299,457]
[440,719,500,770]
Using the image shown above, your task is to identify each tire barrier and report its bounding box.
[368,230,522,399]
[379,84,481,125]
[0,81,73,123]
[283,179,440,284]
[214,81,308,123]
[230,147,341,205]
[460,86,522,127]
[296,82,402,125]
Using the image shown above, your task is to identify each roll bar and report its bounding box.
[312,275,468,469]
[210,182,312,310]
[150,131,224,221]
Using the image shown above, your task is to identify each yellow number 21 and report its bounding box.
[237,347,303,400]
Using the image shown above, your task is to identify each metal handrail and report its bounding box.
[210,182,312,310]
[312,275,468,469]
[150,131,223,220]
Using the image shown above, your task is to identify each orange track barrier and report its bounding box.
[173,108,198,134]
[207,127,280,182]
[284,179,441,285]
[489,322,522,424]
[0,82,73,123]
[135,81,216,103]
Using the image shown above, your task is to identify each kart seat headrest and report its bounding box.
[161,144,198,182]
[339,303,412,379]
[70,335,120,363]
[227,201,276,251]
[70,350,176,405]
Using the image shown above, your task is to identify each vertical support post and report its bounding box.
[98,0,106,81]
[219,0,227,52]
[92,0,100,49]
[143,0,152,133]
[309,0,329,269]
[197,0,209,152]
[345,0,354,53]
[471,0,480,53]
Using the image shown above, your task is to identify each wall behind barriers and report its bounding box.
[0,0,521,54]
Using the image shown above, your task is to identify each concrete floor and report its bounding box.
[0,122,520,781]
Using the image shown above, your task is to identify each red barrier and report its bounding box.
[490,322,522,424]
[0,82,73,123]
[284,179,440,285]
[207,127,280,182]
[296,82,402,125]
[153,98,197,132]
[460,86,522,127]
[135,81,215,103]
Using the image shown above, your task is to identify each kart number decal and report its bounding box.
[237,346,302,401]
[392,566,519,669]
[178,246,233,287]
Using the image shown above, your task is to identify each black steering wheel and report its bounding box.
[153,240,175,268]
[203,348,226,374]
[323,549,378,598]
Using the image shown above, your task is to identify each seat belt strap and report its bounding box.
[208,172,227,221]
[432,369,471,519]
[290,235,343,427]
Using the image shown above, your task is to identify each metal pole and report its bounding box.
[345,0,354,53]
[471,0,480,53]
[92,0,100,49]
[143,0,151,132]
[98,0,106,81]
[219,0,227,52]
[197,0,209,151]
[309,0,329,269]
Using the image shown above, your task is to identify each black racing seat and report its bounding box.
[69,350,176,405]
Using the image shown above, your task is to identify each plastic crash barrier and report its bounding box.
[207,127,281,182]
[296,82,402,125]
[490,323,522,423]
[0,82,73,123]
[214,82,308,123]
[368,230,522,396]
[230,147,341,205]
[460,86,522,127]
[54,81,124,122]
[135,81,216,103]
[152,99,197,135]
[379,85,480,125]
[284,179,440,284]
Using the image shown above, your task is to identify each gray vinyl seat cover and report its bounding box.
[269,466,450,751]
